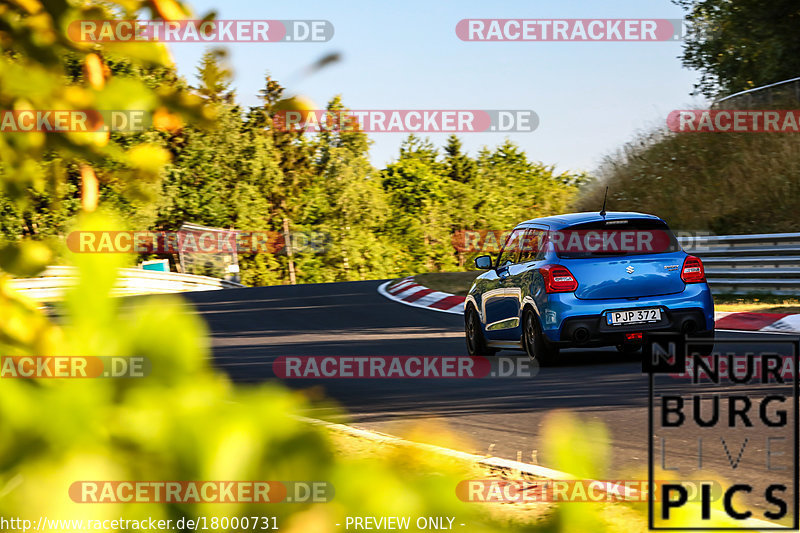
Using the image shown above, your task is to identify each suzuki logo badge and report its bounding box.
[626,266,635,274]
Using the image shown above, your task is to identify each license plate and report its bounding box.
[607,308,661,325]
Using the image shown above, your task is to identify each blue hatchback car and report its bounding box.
[464,211,715,362]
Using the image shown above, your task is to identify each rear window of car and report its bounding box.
[550,218,681,259]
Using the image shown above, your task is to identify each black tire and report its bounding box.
[465,306,498,357]
[523,308,559,365]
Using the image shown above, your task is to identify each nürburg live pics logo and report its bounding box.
[644,334,799,529]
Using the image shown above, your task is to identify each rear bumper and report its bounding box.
[557,308,711,347]
[541,283,714,345]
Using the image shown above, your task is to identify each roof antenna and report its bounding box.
[599,187,609,217]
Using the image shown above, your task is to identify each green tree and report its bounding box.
[382,135,457,272]
[675,0,800,98]
[474,140,580,228]
[295,97,400,281]
[195,48,235,104]
[443,135,476,184]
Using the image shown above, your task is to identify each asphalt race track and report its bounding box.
[184,280,799,514]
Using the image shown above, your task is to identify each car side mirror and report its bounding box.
[475,255,493,270]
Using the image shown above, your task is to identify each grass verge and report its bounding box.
[324,421,648,531]
[713,294,800,313]
[412,271,480,296]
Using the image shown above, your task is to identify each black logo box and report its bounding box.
[645,334,799,530]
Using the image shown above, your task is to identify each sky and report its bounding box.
[167,0,709,175]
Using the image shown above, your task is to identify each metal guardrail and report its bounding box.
[680,233,800,295]
[9,235,800,298]
[9,266,245,302]
[712,77,800,110]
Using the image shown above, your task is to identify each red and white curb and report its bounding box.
[378,277,465,315]
[380,277,800,333]
[714,311,800,333]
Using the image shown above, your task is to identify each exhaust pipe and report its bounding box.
[573,327,590,345]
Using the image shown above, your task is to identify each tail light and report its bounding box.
[539,264,578,293]
[681,255,706,283]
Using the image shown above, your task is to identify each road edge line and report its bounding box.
[296,415,571,479]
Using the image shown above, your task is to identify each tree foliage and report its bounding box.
[0,1,585,285]
[675,0,800,98]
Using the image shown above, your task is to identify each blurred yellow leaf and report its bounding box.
[275,96,317,114]
[8,0,42,15]
[83,53,106,90]
[126,143,171,174]
[150,0,187,21]
[0,240,52,277]
[94,77,157,112]
[80,165,98,212]
[542,410,610,480]
[152,106,183,132]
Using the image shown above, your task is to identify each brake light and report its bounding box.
[681,255,706,283]
[539,264,578,293]
[626,332,643,341]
